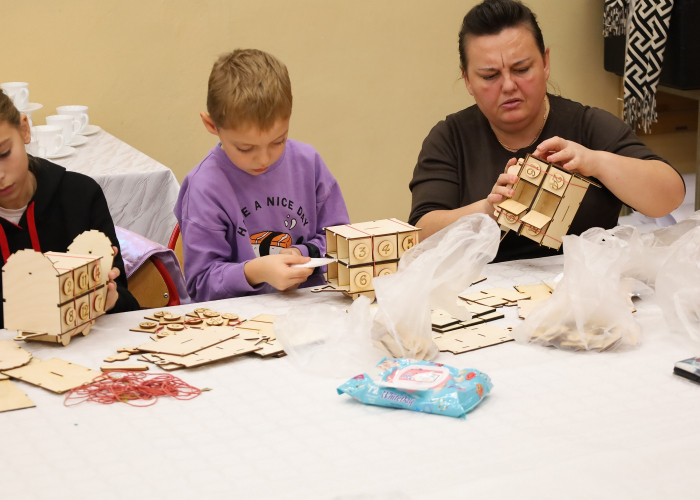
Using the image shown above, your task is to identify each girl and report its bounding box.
[0,91,139,327]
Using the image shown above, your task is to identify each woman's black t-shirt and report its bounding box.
[408,94,679,262]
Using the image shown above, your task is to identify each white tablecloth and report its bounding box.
[1,255,698,499]
[51,130,180,246]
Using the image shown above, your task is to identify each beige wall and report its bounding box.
[3,0,619,222]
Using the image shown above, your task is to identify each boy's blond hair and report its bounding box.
[207,49,293,130]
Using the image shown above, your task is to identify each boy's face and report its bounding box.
[201,113,290,176]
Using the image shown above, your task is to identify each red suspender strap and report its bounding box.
[27,202,41,253]
[0,223,10,263]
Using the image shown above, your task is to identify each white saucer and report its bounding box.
[66,135,88,147]
[45,145,75,159]
[19,103,43,113]
[77,124,101,136]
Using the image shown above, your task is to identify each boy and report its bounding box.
[175,49,350,302]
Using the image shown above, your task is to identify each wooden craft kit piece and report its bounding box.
[494,154,601,250]
[471,296,509,308]
[4,230,114,346]
[463,301,497,317]
[126,311,286,369]
[433,324,513,354]
[514,283,553,302]
[104,352,131,363]
[481,287,530,302]
[431,308,505,334]
[320,219,420,300]
[138,326,239,356]
[130,321,159,334]
[117,347,140,354]
[0,340,33,371]
[3,358,100,394]
[0,379,36,413]
[512,283,555,319]
[431,310,462,329]
[235,315,285,357]
[101,364,149,372]
[147,338,263,369]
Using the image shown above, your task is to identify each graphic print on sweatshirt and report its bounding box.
[239,196,312,257]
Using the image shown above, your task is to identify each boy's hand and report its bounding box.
[244,254,313,291]
[279,247,302,256]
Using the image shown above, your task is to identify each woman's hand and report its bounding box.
[534,136,601,177]
[485,157,519,217]
[105,246,120,312]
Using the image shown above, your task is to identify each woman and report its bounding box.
[0,91,139,327]
[409,0,685,262]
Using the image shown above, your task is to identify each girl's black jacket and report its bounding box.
[0,158,140,328]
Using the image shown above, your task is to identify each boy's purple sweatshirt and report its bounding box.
[175,139,350,302]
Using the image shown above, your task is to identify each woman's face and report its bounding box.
[463,25,550,134]
[0,116,34,209]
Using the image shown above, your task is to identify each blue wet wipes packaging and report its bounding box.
[337,358,492,418]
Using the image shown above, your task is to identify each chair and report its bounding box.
[168,223,184,274]
[127,255,180,308]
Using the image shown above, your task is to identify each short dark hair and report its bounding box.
[458,0,545,74]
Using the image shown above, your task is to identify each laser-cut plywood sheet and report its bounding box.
[0,379,36,413]
[3,358,100,394]
[0,340,33,371]
[433,325,513,355]
[137,327,239,356]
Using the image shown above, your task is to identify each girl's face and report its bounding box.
[0,116,34,209]
[463,25,550,135]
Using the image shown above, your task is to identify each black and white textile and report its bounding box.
[604,0,675,133]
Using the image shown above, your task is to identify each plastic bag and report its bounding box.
[274,296,381,378]
[609,211,700,287]
[274,214,499,375]
[371,214,500,360]
[656,226,700,341]
[512,227,641,351]
[337,358,492,419]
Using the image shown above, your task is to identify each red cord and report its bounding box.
[64,371,202,407]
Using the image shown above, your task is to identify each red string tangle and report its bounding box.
[64,370,202,407]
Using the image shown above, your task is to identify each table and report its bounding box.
[1,255,698,499]
[51,129,180,246]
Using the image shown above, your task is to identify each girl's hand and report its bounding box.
[105,246,120,311]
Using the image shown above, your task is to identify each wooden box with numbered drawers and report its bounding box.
[3,230,114,346]
[324,219,420,294]
[494,154,600,250]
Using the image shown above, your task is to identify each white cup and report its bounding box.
[56,105,89,133]
[46,114,81,145]
[34,125,64,157]
[1,82,30,111]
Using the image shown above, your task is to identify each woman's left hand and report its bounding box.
[534,136,601,177]
[105,246,120,311]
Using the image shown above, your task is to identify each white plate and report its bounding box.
[19,103,43,113]
[77,124,101,136]
[44,145,75,159]
[65,135,89,147]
